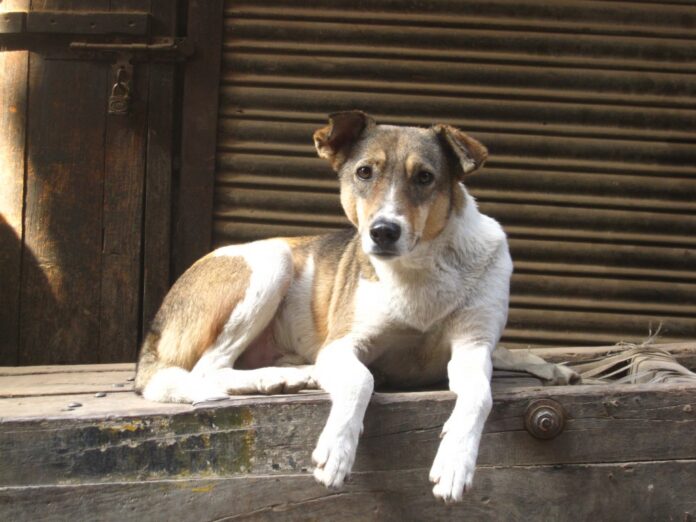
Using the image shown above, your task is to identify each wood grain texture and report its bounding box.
[0,363,134,376]
[141,0,177,337]
[1,459,695,521]
[1,380,695,487]
[9,0,181,364]
[141,64,174,337]
[0,0,29,366]
[0,369,134,397]
[97,0,156,364]
[173,0,224,277]
[19,49,107,364]
[1,362,695,520]
[99,41,148,363]
[19,0,111,363]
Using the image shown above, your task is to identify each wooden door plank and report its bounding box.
[99,69,148,361]
[141,65,173,338]
[2,461,694,521]
[142,0,178,337]
[19,50,108,364]
[97,0,151,363]
[0,0,29,366]
[19,0,110,364]
[173,0,224,277]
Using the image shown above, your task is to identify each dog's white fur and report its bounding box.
[136,113,578,503]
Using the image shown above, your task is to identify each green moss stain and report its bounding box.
[54,405,257,483]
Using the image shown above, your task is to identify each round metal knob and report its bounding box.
[524,399,566,440]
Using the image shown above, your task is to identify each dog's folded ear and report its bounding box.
[433,125,488,179]
[314,111,375,169]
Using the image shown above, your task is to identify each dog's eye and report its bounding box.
[356,166,373,180]
[415,171,434,185]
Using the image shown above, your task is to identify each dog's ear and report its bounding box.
[433,124,488,179]
[314,111,375,170]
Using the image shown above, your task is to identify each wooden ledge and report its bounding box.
[1,344,695,520]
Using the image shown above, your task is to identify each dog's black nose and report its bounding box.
[369,220,401,248]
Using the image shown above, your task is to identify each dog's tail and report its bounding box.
[134,332,227,404]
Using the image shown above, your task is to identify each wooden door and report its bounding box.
[0,0,180,364]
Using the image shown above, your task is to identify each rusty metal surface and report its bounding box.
[215,0,696,347]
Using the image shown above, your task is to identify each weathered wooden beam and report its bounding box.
[1,382,695,488]
[1,461,694,521]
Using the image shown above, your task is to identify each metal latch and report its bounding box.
[0,10,192,117]
[69,38,193,116]
[69,38,194,61]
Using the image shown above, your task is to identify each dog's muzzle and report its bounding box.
[369,219,402,256]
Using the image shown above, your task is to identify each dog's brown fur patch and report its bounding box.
[309,230,377,345]
[139,255,251,378]
[422,190,452,241]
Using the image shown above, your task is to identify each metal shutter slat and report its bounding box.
[215,0,696,346]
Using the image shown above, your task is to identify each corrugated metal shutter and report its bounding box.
[215,0,696,348]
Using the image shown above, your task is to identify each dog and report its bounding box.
[135,111,579,502]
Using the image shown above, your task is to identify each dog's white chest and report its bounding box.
[353,273,461,334]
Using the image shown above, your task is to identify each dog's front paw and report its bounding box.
[250,367,317,395]
[312,427,359,489]
[183,384,228,405]
[429,432,477,503]
[550,364,581,386]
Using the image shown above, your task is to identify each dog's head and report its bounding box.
[314,111,487,260]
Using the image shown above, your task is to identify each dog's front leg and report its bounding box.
[430,342,493,502]
[312,338,374,488]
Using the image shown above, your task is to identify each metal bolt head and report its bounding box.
[524,399,566,440]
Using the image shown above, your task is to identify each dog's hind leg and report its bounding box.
[141,239,297,403]
[189,240,312,395]
[492,346,580,385]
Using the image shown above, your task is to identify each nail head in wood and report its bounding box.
[524,399,566,440]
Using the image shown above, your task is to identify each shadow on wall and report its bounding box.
[0,213,57,365]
